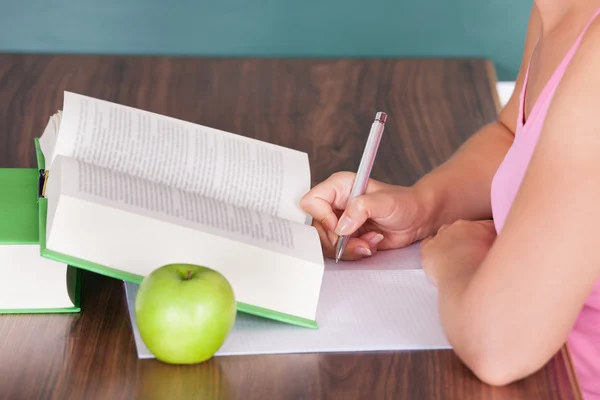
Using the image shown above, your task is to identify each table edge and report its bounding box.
[485,59,584,400]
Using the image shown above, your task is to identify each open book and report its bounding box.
[35,91,325,328]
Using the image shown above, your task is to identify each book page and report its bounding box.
[48,92,311,224]
[0,245,74,309]
[38,111,61,166]
[52,155,322,266]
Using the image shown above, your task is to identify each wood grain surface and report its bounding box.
[0,54,582,399]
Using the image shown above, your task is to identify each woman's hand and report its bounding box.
[300,171,433,260]
[421,219,497,286]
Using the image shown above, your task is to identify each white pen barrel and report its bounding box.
[349,116,386,199]
[336,112,387,262]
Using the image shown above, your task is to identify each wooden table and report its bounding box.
[0,54,582,399]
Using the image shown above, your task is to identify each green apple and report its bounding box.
[134,263,237,364]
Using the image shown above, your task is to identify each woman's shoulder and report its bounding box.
[550,11,600,112]
[577,9,600,55]
[566,9,600,74]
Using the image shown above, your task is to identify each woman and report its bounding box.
[299,1,600,397]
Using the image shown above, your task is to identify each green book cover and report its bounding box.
[35,139,317,329]
[0,167,81,314]
[0,169,39,245]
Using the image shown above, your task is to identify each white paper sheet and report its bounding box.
[124,243,451,358]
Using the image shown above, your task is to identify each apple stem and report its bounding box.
[185,270,192,280]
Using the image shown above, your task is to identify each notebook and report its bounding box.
[124,243,451,358]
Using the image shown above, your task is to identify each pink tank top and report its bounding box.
[490,8,600,399]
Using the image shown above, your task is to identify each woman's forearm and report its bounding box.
[413,121,515,235]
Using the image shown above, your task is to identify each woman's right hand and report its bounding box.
[299,171,433,261]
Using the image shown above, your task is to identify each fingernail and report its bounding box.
[327,230,338,247]
[335,216,354,235]
[355,247,372,256]
[367,234,384,247]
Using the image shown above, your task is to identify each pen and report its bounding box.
[335,111,387,262]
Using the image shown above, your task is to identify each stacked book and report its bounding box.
[0,168,80,314]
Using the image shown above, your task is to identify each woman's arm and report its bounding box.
[434,17,600,386]
[416,5,541,234]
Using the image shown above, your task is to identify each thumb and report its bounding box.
[334,192,394,236]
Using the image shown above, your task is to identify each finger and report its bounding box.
[300,172,357,232]
[312,219,338,257]
[319,233,336,259]
[421,235,433,246]
[437,223,451,234]
[336,231,385,261]
[420,239,435,279]
[337,236,375,261]
[358,231,385,251]
[477,219,496,228]
[334,191,395,236]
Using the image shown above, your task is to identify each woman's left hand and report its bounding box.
[421,219,497,286]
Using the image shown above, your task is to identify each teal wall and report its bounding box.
[1,0,531,80]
